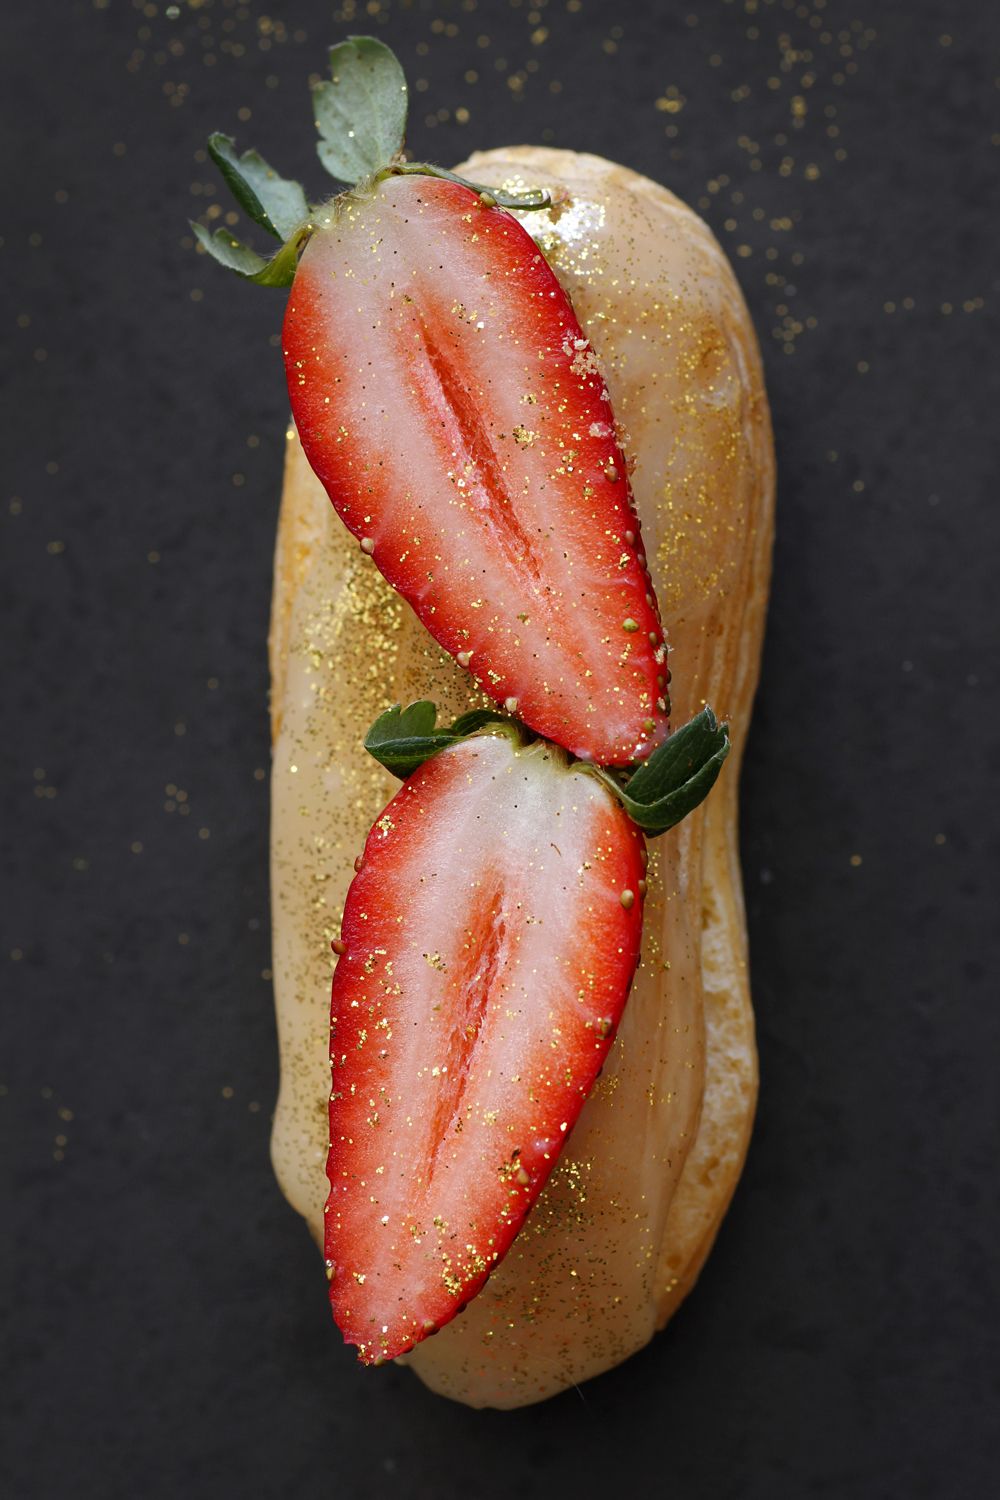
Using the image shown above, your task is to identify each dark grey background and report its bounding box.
[3,1,998,1496]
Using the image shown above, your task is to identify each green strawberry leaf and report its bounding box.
[191,222,268,276]
[191,221,308,287]
[207,133,309,240]
[313,35,408,184]
[365,701,513,779]
[610,707,731,835]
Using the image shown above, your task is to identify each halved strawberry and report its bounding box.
[283,172,667,765]
[325,729,645,1362]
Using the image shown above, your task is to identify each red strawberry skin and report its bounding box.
[283,174,667,766]
[325,732,645,1363]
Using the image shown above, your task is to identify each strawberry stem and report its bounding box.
[376,161,552,213]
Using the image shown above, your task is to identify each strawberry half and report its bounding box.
[283,173,667,765]
[325,729,646,1362]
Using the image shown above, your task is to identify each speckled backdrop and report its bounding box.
[2,1,998,1496]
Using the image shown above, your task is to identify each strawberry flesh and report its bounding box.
[284,174,667,765]
[325,732,645,1362]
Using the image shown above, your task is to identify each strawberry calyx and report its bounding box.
[364,701,523,780]
[192,35,551,287]
[365,701,731,837]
